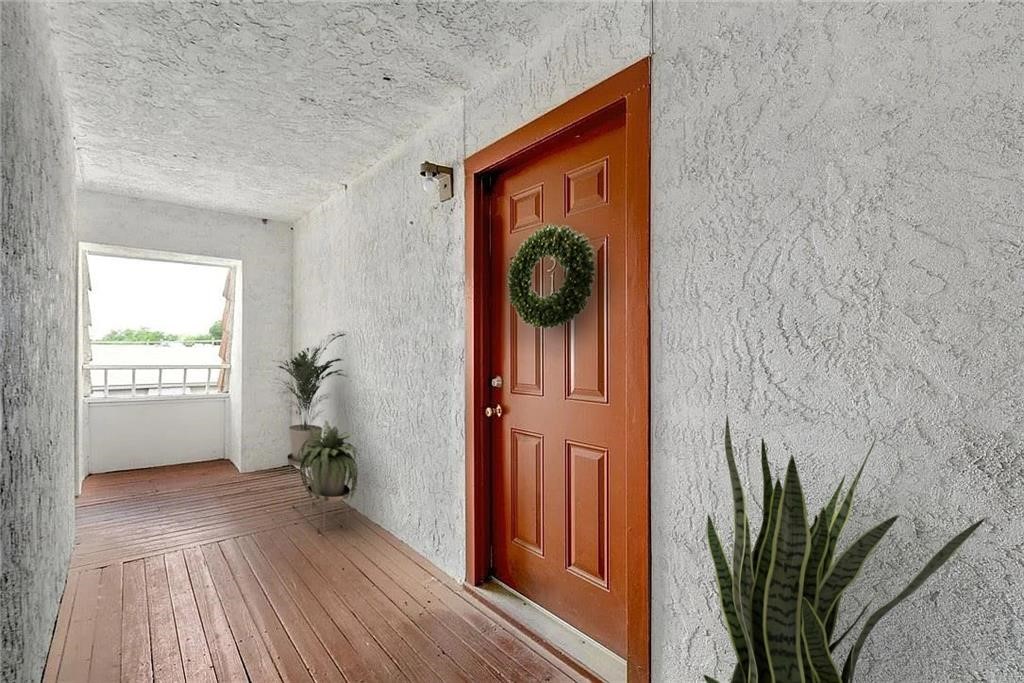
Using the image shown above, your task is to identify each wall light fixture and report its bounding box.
[420,161,454,202]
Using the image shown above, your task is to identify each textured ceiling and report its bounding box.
[47,1,579,220]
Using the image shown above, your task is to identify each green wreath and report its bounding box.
[508,225,595,328]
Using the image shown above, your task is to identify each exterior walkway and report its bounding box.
[43,461,586,682]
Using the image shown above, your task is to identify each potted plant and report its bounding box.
[278,332,344,459]
[705,422,983,683]
[300,423,357,497]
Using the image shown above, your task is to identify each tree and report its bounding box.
[100,327,178,343]
[209,320,223,339]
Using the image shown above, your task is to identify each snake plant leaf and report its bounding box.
[724,421,751,573]
[841,520,984,682]
[760,441,772,509]
[724,420,755,662]
[755,481,782,573]
[708,517,753,675]
[804,513,826,607]
[824,446,872,575]
[801,599,841,683]
[819,474,862,639]
[828,603,869,651]
[817,516,898,619]
[763,458,810,682]
[819,461,868,640]
[824,601,840,640]
[752,442,774,566]
[805,480,844,603]
[751,480,782,675]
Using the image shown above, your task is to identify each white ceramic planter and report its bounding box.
[289,424,322,459]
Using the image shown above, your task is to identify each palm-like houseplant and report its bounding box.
[706,422,982,683]
[278,331,344,457]
[300,423,357,497]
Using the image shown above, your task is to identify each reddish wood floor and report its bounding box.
[44,461,585,682]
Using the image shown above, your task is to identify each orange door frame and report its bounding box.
[463,58,651,681]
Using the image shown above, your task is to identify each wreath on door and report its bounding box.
[508,225,595,328]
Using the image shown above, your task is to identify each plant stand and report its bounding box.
[306,492,346,534]
[289,453,349,534]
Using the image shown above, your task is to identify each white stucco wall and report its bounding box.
[292,0,649,583]
[86,397,228,473]
[0,3,78,680]
[47,2,585,221]
[292,118,466,576]
[294,2,1023,679]
[77,191,293,473]
[652,4,1023,681]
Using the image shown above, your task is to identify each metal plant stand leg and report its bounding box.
[297,464,341,534]
[293,457,348,534]
[311,492,347,533]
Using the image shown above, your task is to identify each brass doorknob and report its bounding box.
[484,405,504,418]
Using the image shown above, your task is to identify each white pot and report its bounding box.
[289,424,322,459]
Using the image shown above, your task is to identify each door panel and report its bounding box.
[511,184,545,232]
[510,429,545,556]
[510,266,544,396]
[565,440,608,588]
[566,237,608,403]
[565,158,609,215]
[488,107,628,655]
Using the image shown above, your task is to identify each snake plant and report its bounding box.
[706,422,982,683]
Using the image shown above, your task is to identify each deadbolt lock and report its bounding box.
[490,375,503,388]
[484,405,504,418]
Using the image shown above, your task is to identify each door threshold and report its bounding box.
[466,579,627,682]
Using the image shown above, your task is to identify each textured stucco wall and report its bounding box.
[292,0,650,580]
[0,2,78,681]
[47,1,583,220]
[651,3,1024,681]
[464,0,651,153]
[295,1,1023,678]
[293,121,467,576]
[77,191,293,472]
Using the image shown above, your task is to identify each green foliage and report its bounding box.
[100,327,179,343]
[508,225,594,328]
[707,421,983,682]
[100,320,224,344]
[277,332,344,427]
[300,423,357,496]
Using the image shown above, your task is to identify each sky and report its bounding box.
[87,254,229,339]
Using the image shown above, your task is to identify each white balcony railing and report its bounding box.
[85,364,230,398]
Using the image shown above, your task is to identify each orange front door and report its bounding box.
[487,106,630,655]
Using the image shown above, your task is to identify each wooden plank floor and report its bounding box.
[44,461,586,682]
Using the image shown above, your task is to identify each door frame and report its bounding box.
[464,58,651,680]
